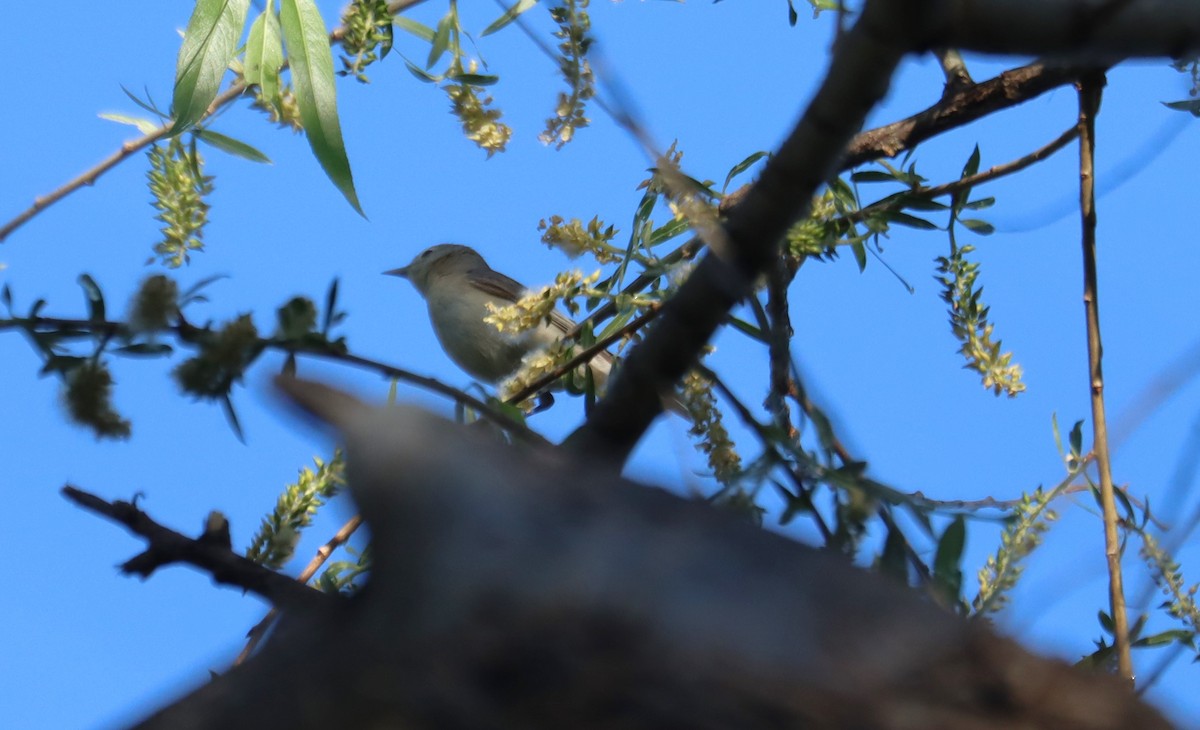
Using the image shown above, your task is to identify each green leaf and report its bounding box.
[895,196,949,212]
[322,277,342,334]
[960,219,995,235]
[98,113,161,135]
[963,196,995,210]
[1163,99,1200,117]
[41,355,87,376]
[961,144,982,179]
[170,0,252,135]
[1069,419,1084,458]
[448,72,499,86]
[722,150,768,191]
[932,515,966,605]
[1134,629,1195,648]
[77,274,105,322]
[245,2,283,109]
[221,392,246,442]
[114,343,175,357]
[646,217,692,247]
[121,85,168,118]
[482,0,540,37]
[393,16,435,42]
[724,315,767,343]
[850,170,897,183]
[878,522,909,583]
[194,129,272,163]
[427,13,453,68]
[850,240,867,272]
[886,211,938,230]
[952,145,982,211]
[403,60,442,83]
[280,0,364,216]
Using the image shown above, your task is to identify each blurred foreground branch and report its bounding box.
[124,378,1168,729]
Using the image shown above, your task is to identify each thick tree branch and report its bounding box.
[566,0,923,460]
[935,0,1200,59]
[62,485,332,612]
[127,378,1169,729]
[841,61,1091,170]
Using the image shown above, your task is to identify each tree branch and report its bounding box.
[1076,71,1133,683]
[62,485,333,612]
[841,61,1092,170]
[234,514,364,666]
[126,377,1169,729]
[935,0,1200,59]
[566,0,922,460]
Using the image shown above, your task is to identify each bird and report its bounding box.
[385,244,614,402]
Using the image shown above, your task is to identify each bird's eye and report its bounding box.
[420,250,432,258]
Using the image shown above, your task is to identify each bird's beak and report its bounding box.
[383,266,409,279]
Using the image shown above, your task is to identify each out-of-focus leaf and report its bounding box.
[1163,99,1200,116]
[851,170,897,183]
[114,343,175,357]
[194,129,272,163]
[77,274,105,323]
[448,73,499,86]
[280,0,364,215]
[170,0,252,135]
[404,60,442,83]
[482,0,539,36]
[427,13,453,68]
[722,150,768,191]
[850,240,867,271]
[98,113,161,135]
[393,16,435,42]
[646,217,691,247]
[121,85,168,118]
[886,211,939,230]
[960,219,995,235]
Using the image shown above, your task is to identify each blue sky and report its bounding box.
[3,2,1199,727]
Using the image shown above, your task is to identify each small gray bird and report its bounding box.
[385,244,613,395]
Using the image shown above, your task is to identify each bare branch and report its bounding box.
[1076,71,1134,683]
[62,485,332,612]
[842,61,1092,170]
[936,0,1200,60]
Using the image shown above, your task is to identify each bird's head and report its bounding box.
[384,244,486,295]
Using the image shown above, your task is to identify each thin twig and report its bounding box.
[764,259,799,437]
[505,304,663,407]
[1077,71,1133,683]
[696,364,833,544]
[234,514,364,666]
[0,313,544,445]
[933,48,974,97]
[842,124,1081,227]
[294,346,545,445]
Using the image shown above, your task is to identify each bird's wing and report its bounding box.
[467,270,525,303]
[470,269,615,366]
